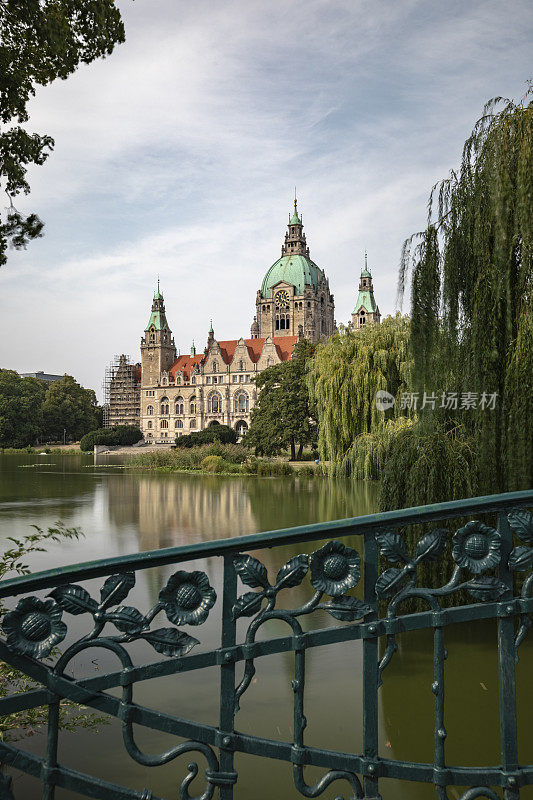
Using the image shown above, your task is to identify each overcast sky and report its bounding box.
[1,0,531,399]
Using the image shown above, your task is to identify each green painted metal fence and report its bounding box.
[0,490,532,800]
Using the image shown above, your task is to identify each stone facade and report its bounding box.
[107,200,381,438]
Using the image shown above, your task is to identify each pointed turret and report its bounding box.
[351,254,381,329]
[281,195,309,258]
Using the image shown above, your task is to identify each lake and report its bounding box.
[0,452,531,799]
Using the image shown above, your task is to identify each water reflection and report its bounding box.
[104,469,379,552]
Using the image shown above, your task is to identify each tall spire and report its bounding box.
[146,282,168,330]
[282,193,308,257]
[191,341,196,356]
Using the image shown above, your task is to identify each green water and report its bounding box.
[0,452,531,799]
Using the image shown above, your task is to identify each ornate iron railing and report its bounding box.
[0,490,533,800]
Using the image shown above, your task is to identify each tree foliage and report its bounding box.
[0,370,100,446]
[245,339,317,460]
[0,0,125,266]
[42,375,99,440]
[399,87,533,492]
[379,422,478,511]
[308,315,412,472]
[0,370,45,447]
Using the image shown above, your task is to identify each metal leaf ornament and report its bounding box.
[507,508,533,544]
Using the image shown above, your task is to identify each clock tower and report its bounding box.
[253,197,335,342]
[140,282,176,386]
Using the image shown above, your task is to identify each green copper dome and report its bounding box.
[361,268,371,278]
[260,254,322,299]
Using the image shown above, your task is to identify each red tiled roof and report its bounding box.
[217,336,298,364]
[168,336,298,378]
[169,353,205,381]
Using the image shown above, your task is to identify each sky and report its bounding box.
[1,0,531,400]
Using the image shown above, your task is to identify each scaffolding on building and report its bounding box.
[102,354,141,429]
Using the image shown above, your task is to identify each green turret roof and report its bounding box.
[145,280,169,331]
[289,207,302,225]
[353,290,378,314]
[260,254,322,298]
[145,308,169,331]
[361,268,371,278]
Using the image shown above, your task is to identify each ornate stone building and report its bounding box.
[107,199,381,441]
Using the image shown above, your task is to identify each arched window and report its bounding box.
[239,359,244,371]
[191,376,196,384]
[189,396,196,414]
[149,327,155,343]
[175,419,183,428]
[234,391,249,413]
[175,396,184,415]
[162,376,168,385]
[212,361,218,373]
[147,405,154,416]
[147,420,152,429]
[176,375,182,385]
[267,357,273,367]
[208,391,222,413]
[360,311,366,326]
[160,419,169,429]
[160,397,169,415]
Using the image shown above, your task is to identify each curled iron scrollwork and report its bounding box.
[232,541,371,712]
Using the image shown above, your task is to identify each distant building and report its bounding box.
[20,371,64,383]
[106,197,382,440]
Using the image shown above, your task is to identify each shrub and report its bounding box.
[175,424,237,448]
[80,425,142,451]
[201,455,226,473]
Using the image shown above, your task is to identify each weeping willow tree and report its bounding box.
[308,314,413,476]
[399,87,533,493]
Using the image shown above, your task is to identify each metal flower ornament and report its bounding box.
[159,570,216,626]
[452,521,500,573]
[309,540,361,597]
[2,597,66,659]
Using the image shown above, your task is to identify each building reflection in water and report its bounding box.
[105,471,379,554]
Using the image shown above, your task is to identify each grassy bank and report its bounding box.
[0,446,82,455]
[127,443,322,477]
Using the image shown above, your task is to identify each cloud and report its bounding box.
[0,0,531,398]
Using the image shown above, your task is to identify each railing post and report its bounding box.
[218,553,238,799]
[497,510,519,800]
[363,530,380,799]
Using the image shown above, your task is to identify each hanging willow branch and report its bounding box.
[308,314,413,474]
[398,85,533,492]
